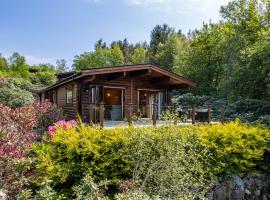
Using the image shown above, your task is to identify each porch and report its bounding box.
[82,103,225,128]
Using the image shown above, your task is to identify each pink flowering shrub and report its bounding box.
[48,119,77,135]
[0,102,63,198]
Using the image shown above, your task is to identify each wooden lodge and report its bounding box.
[38,64,196,123]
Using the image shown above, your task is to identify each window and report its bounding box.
[66,88,73,104]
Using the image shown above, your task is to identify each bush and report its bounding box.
[0,102,63,199]
[254,115,270,127]
[173,93,213,106]
[0,78,35,108]
[32,123,132,195]
[32,121,270,199]
[225,99,270,122]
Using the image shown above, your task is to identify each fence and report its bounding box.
[82,102,226,127]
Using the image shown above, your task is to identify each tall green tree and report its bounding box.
[8,52,30,79]
[131,47,147,64]
[155,34,189,72]
[110,44,124,66]
[149,24,175,56]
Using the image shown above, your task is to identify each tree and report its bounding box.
[30,64,56,86]
[154,34,189,72]
[110,44,124,66]
[8,52,30,79]
[73,47,112,70]
[56,59,68,73]
[149,24,175,64]
[95,39,107,50]
[0,54,8,71]
[131,47,147,64]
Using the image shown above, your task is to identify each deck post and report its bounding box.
[89,103,94,126]
[99,101,105,128]
[128,103,133,126]
[207,105,212,124]
[220,105,225,124]
[152,103,157,126]
[192,104,196,125]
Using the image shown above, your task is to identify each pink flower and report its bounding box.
[47,119,77,135]
[48,126,56,133]
[68,119,77,128]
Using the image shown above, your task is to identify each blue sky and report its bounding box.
[0,0,228,67]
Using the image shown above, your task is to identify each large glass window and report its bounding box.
[66,88,73,104]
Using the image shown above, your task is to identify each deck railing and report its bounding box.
[81,103,226,127]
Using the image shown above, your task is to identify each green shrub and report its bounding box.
[0,78,35,108]
[31,121,270,199]
[32,124,133,194]
[225,99,270,122]
[254,115,270,127]
[173,93,213,106]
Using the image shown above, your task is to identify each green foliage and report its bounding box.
[110,44,125,66]
[199,120,270,174]
[32,121,270,198]
[115,191,160,200]
[73,44,124,70]
[131,47,147,64]
[154,33,189,72]
[180,0,270,99]
[0,78,35,108]
[32,123,133,193]
[173,93,214,106]
[35,179,65,200]
[0,52,57,92]
[225,99,270,122]
[30,64,56,86]
[8,52,30,79]
[160,109,181,124]
[73,174,109,200]
[149,24,175,56]
[254,115,270,127]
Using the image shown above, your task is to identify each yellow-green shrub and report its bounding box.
[31,121,270,198]
[197,120,270,174]
[32,124,133,188]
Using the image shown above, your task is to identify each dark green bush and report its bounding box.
[225,99,270,122]
[173,93,213,106]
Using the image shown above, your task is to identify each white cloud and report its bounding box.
[126,0,229,14]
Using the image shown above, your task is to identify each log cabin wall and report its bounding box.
[56,81,78,120]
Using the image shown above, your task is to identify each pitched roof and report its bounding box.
[39,64,196,93]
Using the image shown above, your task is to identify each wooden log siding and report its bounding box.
[56,82,78,120]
